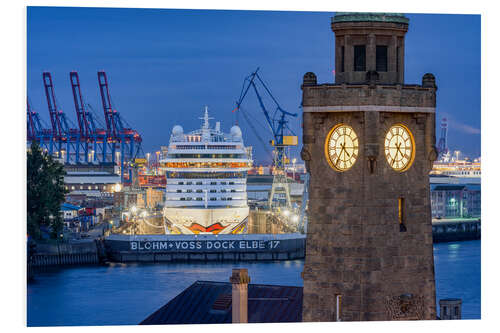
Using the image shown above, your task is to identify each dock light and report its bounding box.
[292,215,299,223]
[114,183,122,192]
[283,209,290,217]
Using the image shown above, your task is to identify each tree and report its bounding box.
[27,142,67,239]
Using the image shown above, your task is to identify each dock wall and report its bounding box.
[29,241,101,267]
[432,219,481,243]
[105,234,306,262]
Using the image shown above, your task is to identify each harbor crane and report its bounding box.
[98,71,143,182]
[43,72,82,163]
[27,71,144,183]
[437,117,449,161]
[235,68,298,210]
[27,98,52,147]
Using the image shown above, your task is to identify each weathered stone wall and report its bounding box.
[301,80,437,321]
[302,83,436,109]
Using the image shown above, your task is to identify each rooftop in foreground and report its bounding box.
[140,280,302,325]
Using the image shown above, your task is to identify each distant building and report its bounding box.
[64,171,120,193]
[60,203,95,233]
[430,184,481,218]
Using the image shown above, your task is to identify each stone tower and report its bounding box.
[301,12,438,321]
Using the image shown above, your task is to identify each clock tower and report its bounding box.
[301,12,437,321]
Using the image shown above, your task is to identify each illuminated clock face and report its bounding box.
[325,124,359,171]
[384,124,415,172]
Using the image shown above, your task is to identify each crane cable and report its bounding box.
[238,106,273,161]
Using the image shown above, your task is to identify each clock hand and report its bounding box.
[342,142,350,157]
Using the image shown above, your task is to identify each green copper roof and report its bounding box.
[332,12,409,24]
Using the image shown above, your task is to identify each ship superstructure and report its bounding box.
[430,158,481,178]
[161,107,252,234]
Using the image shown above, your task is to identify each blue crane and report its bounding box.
[235,68,297,171]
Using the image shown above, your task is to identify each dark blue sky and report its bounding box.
[27,7,480,164]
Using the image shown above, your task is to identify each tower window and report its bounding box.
[354,45,366,71]
[399,197,407,232]
[341,46,345,72]
[376,45,388,72]
[336,294,342,321]
[396,47,400,73]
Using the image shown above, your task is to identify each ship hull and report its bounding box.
[163,206,248,234]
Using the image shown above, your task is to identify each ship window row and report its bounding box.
[173,145,239,150]
[176,181,239,185]
[167,172,246,179]
[175,189,239,193]
[442,171,481,175]
[168,153,246,159]
[164,162,250,168]
[175,197,235,201]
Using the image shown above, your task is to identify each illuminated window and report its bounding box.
[336,295,342,321]
[399,197,407,232]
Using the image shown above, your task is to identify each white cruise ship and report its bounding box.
[160,107,253,234]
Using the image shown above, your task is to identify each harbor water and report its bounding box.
[27,240,480,326]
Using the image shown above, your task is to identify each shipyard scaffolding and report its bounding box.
[27,71,142,183]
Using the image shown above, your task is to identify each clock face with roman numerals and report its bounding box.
[384,124,415,172]
[325,124,359,172]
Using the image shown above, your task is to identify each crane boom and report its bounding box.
[98,71,118,139]
[43,72,66,140]
[235,68,298,209]
[70,72,90,139]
